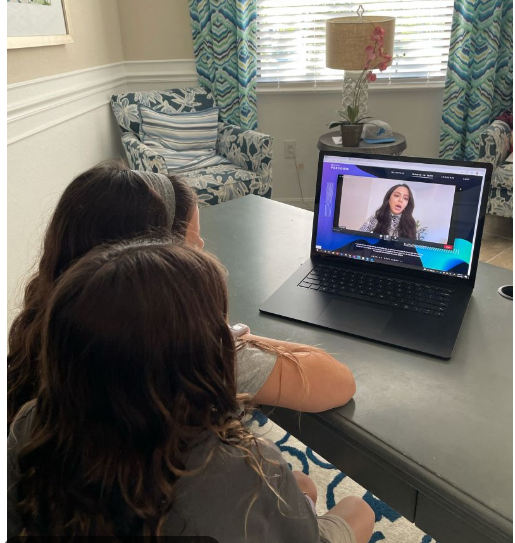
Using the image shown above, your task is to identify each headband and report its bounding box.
[132,170,176,225]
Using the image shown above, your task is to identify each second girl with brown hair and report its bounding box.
[8,238,373,542]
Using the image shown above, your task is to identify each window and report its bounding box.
[257,0,454,86]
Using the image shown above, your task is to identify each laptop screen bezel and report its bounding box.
[311,150,493,287]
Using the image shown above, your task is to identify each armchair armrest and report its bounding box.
[217,122,273,184]
[121,133,168,174]
[477,120,512,168]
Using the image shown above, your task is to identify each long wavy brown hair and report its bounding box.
[8,159,197,425]
[15,239,279,536]
[372,183,417,239]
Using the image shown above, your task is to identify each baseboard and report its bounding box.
[273,197,315,210]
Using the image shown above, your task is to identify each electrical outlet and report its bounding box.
[284,140,296,158]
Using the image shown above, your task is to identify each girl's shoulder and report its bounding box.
[168,433,319,541]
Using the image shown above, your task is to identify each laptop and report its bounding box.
[260,151,493,358]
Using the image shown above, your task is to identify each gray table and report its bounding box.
[318,130,407,155]
[200,195,513,543]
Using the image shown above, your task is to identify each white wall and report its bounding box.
[117,0,194,61]
[7,0,124,84]
[258,86,445,204]
[8,109,125,311]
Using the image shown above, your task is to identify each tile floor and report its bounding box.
[285,201,513,272]
[480,215,513,271]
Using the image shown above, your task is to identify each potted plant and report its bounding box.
[329,26,393,147]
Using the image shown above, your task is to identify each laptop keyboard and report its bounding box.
[299,264,453,317]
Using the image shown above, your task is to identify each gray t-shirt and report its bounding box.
[8,404,320,542]
[235,341,277,396]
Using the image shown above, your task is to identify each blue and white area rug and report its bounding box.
[249,412,436,543]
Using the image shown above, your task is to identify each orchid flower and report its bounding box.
[330,25,393,126]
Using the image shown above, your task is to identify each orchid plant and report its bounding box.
[329,25,393,127]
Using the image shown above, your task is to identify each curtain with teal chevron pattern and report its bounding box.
[189,0,258,130]
[439,0,513,160]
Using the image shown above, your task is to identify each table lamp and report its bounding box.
[326,6,395,118]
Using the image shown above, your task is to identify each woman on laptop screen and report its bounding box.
[360,184,426,241]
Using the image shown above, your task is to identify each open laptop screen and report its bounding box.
[314,154,489,279]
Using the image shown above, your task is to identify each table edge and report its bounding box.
[310,408,512,533]
[317,131,407,153]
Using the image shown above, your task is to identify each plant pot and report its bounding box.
[340,124,363,147]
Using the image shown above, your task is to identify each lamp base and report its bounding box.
[342,70,369,119]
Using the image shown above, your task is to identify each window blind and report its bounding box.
[257,0,454,85]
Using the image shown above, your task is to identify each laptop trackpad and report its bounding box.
[319,300,393,335]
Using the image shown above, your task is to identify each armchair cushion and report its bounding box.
[179,164,264,207]
[140,106,220,151]
[139,105,228,172]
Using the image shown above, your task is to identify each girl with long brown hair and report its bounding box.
[8,161,356,426]
[8,239,373,542]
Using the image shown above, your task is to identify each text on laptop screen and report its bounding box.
[315,155,488,278]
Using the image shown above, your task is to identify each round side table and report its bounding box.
[318,131,407,156]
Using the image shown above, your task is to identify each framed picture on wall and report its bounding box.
[7,0,73,49]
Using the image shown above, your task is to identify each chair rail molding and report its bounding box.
[124,59,198,88]
[7,60,199,145]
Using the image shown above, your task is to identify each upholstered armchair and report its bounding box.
[477,120,513,218]
[110,87,273,207]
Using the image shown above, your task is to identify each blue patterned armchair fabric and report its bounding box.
[477,120,513,218]
[110,87,273,207]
